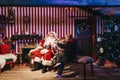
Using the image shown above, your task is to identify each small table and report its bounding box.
[78,56,94,80]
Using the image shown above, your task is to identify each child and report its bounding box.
[53,40,66,78]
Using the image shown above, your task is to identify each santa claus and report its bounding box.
[30,31,59,72]
[43,31,59,49]
[40,31,59,73]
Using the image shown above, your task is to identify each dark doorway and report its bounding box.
[75,19,92,56]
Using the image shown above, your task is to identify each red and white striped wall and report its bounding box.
[0,7,91,39]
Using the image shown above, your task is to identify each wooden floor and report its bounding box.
[0,63,120,80]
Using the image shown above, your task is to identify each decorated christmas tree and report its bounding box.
[95,17,120,67]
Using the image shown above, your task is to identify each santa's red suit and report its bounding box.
[29,40,45,63]
[29,40,45,71]
[29,40,45,55]
[41,48,53,66]
[40,47,54,73]
[30,49,43,63]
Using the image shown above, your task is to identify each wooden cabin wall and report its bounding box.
[0,7,93,39]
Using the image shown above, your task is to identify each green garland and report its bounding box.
[11,35,42,41]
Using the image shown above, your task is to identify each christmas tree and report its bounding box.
[95,17,120,67]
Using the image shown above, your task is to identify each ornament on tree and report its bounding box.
[97,37,102,42]
[99,47,104,54]
[114,25,119,32]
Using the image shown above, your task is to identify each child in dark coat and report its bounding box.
[53,39,66,78]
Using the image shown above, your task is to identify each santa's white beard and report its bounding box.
[44,37,56,47]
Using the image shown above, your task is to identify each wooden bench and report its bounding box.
[78,56,94,80]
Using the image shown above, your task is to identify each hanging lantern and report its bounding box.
[99,47,104,54]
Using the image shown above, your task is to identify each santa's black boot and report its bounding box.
[39,63,43,69]
[31,62,40,71]
[42,66,47,73]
